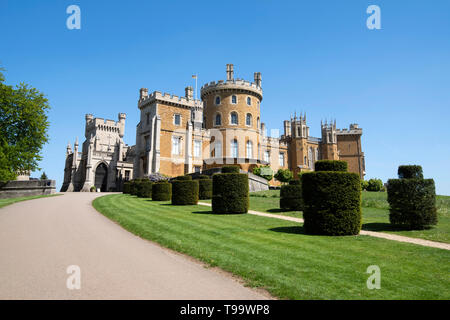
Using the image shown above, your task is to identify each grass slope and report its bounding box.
[93,194,450,300]
[0,194,61,209]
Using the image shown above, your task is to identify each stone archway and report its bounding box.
[95,163,108,192]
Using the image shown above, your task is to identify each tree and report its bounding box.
[361,179,369,191]
[367,178,383,192]
[274,168,293,184]
[252,165,273,181]
[0,68,50,181]
[40,172,48,180]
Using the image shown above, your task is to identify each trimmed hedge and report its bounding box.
[196,175,210,180]
[302,171,362,235]
[123,181,131,194]
[387,166,437,229]
[221,166,240,173]
[152,182,172,201]
[136,180,153,198]
[175,175,192,181]
[280,179,303,211]
[314,160,348,172]
[198,178,212,200]
[172,180,199,205]
[212,173,249,214]
[398,165,424,179]
[129,179,141,196]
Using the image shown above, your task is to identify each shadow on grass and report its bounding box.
[269,226,307,235]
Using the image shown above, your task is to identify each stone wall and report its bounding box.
[0,180,56,199]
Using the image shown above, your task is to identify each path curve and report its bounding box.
[0,193,270,300]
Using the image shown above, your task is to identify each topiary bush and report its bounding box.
[302,166,362,235]
[136,180,153,198]
[198,178,212,200]
[129,179,141,196]
[174,175,192,181]
[171,180,199,205]
[274,168,293,184]
[123,181,131,194]
[398,165,424,179]
[314,160,348,172]
[280,179,303,211]
[221,166,240,173]
[196,175,210,180]
[387,165,437,229]
[212,173,249,214]
[152,182,172,201]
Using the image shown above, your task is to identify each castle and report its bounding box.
[61,64,365,192]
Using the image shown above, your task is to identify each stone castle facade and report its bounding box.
[62,64,364,191]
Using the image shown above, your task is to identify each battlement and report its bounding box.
[138,90,203,109]
[336,124,363,135]
[200,79,263,100]
[85,113,126,138]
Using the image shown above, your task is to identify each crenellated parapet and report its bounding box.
[201,79,263,101]
[138,90,203,110]
[336,124,363,135]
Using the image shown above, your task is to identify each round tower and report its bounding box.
[201,64,263,167]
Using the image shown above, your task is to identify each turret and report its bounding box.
[254,72,262,87]
[139,88,148,101]
[185,86,194,101]
[66,142,72,156]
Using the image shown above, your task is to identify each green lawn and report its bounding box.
[0,193,61,209]
[243,190,450,243]
[93,194,450,300]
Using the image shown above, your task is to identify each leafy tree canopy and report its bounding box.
[274,168,293,184]
[0,68,50,181]
[252,165,273,181]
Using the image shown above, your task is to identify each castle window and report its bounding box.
[174,114,181,126]
[279,153,285,167]
[230,112,238,125]
[231,95,237,104]
[308,147,313,169]
[246,113,252,126]
[215,96,221,105]
[194,140,201,158]
[304,156,307,165]
[264,150,270,163]
[298,127,301,136]
[215,113,222,126]
[303,127,307,137]
[257,117,260,130]
[172,136,181,155]
[246,140,253,158]
[231,139,238,158]
[146,113,150,125]
[213,140,222,158]
[125,170,130,181]
[247,97,251,106]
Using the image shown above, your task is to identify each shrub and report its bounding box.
[196,175,210,180]
[221,166,240,173]
[172,180,199,205]
[174,175,192,181]
[280,180,303,211]
[398,165,424,179]
[129,179,141,196]
[198,178,212,200]
[302,170,362,235]
[136,180,153,198]
[387,165,437,229]
[252,165,274,181]
[366,178,383,192]
[152,182,172,201]
[123,181,131,194]
[361,180,369,191]
[314,160,348,172]
[274,168,293,184]
[212,173,249,214]
[90,186,96,192]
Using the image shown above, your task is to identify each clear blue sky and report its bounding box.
[1,0,449,194]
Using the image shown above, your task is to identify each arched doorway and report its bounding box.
[95,163,108,192]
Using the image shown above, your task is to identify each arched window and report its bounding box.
[303,127,307,137]
[247,97,251,106]
[304,156,307,165]
[257,117,260,130]
[215,113,222,126]
[215,96,221,105]
[297,127,301,136]
[211,140,222,158]
[231,95,237,104]
[308,147,313,169]
[230,112,238,125]
[246,113,252,126]
[246,140,253,158]
[231,139,238,158]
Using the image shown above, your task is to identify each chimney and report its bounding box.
[185,86,194,101]
[254,72,262,87]
[284,120,291,137]
[226,64,234,81]
[139,88,148,100]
